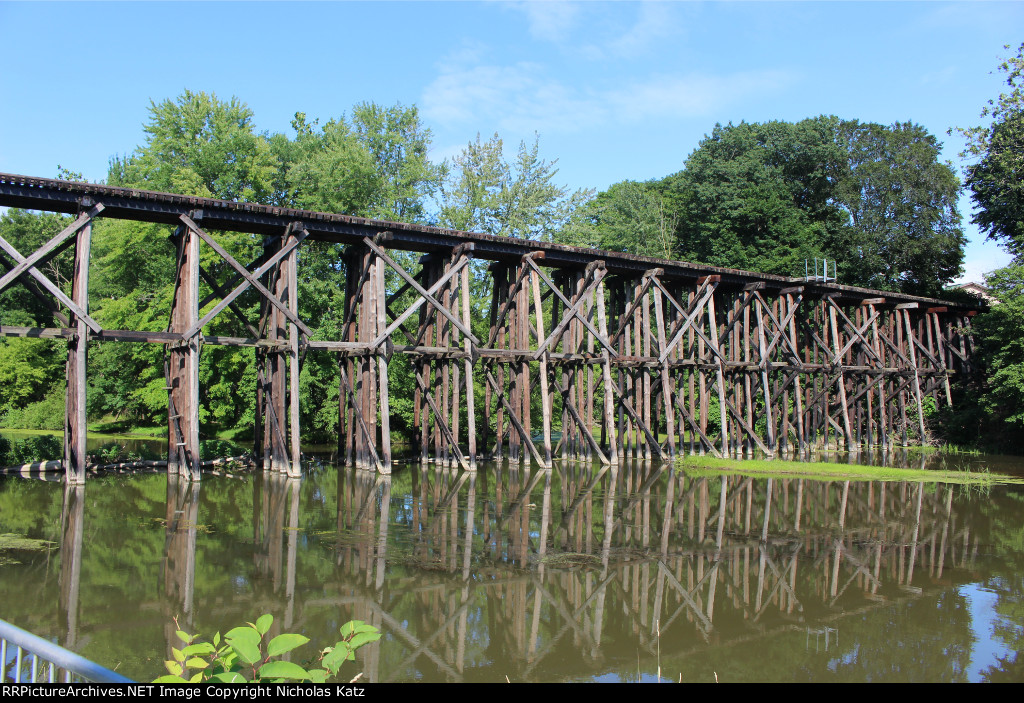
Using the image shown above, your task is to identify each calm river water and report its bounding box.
[1,452,1023,682]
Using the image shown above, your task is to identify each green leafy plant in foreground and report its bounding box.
[154,614,381,683]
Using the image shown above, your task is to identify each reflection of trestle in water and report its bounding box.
[318,462,980,681]
[142,462,983,682]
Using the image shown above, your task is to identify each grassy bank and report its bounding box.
[677,454,1024,486]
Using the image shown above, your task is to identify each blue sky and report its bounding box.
[0,1,1020,282]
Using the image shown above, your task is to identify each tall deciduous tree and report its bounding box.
[957,43,1024,260]
[439,133,593,239]
[834,120,964,295]
[280,111,379,215]
[938,46,1024,451]
[109,90,279,202]
[561,180,678,260]
[350,102,445,223]
[661,118,844,277]
[0,209,71,428]
[649,117,963,295]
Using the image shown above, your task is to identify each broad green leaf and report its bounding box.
[210,671,247,683]
[339,620,366,638]
[226,626,261,648]
[175,630,193,644]
[347,631,381,651]
[307,669,329,684]
[322,645,348,674]
[182,642,216,657]
[171,648,185,663]
[267,633,309,657]
[217,650,238,670]
[255,614,273,635]
[229,640,262,666]
[153,675,189,684]
[164,660,183,676]
[213,632,221,647]
[189,672,203,683]
[185,657,208,669]
[257,660,310,681]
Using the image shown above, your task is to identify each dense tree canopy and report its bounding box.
[671,117,962,294]
[569,117,965,296]
[663,118,844,278]
[561,180,678,260]
[109,91,278,202]
[833,120,964,294]
[958,43,1024,260]
[936,45,1024,452]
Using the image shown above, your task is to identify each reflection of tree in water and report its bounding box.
[977,491,1024,682]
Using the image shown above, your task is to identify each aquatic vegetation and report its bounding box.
[0,532,57,565]
[676,455,1023,485]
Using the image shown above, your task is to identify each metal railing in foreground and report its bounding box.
[0,618,134,683]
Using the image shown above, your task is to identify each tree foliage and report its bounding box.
[562,180,678,259]
[662,118,844,278]
[834,120,965,294]
[439,133,593,239]
[976,266,1024,432]
[934,48,1024,452]
[958,43,1024,260]
[109,90,278,202]
[581,117,965,296]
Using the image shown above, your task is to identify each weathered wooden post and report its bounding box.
[168,215,201,481]
[261,234,288,473]
[64,203,92,485]
[286,226,302,477]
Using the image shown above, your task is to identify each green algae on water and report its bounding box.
[676,455,1024,485]
[0,533,57,565]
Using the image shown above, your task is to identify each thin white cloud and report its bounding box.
[506,1,683,60]
[422,56,795,135]
[600,2,681,59]
[507,0,581,42]
[605,71,793,122]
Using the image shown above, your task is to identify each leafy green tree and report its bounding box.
[662,118,844,277]
[560,179,678,259]
[350,102,446,223]
[0,209,76,428]
[974,265,1024,439]
[932,47,1024,452]
[956,43,1024,260]
[655,117,964,294]
[109,90,279,202]
[277,103,444,222]
[280,112,378,215]
[833,120,964,295]
[439,133,593,239]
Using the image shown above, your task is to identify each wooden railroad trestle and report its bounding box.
[0,174,980,483]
